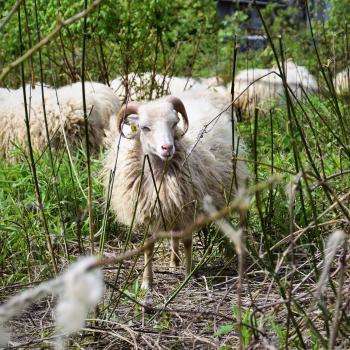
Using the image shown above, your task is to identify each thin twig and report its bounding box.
[0,0,103,82]
[17,5,58,275]
[92,174,281,269]
[81,0,95,254]
[0,0,23,32]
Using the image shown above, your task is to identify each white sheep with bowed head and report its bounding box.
[334,68,350,94]
[229,59,318,117]
[0,82,120,161]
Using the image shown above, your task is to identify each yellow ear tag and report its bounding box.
[130,124,137,133]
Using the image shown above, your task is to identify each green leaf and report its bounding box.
[214,324,234,337]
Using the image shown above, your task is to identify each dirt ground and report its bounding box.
[2,237,349,349]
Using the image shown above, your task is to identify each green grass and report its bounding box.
[0,149,108,283]
[1,1,350,345]
[1,89,349,348]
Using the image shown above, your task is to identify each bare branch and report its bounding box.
[93,174,281,269]
[0,0,23,32]
[0,0,103,82]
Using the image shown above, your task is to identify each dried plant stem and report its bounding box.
[329,242,348,349]
[17,6,58,275]
[146,155,167,230]
[237,241,244,350]
[93,174,281,269]
[33,0,69,259]
[0,0,23,31]
[228,37,239,201]
[81,0,94,254]
[23,1,35,87]
[105,157,147,312]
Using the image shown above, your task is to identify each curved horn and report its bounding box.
[117,101,141,136]
[167,96,189,136]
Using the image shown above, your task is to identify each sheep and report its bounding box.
[0,82,120,160]
[334,68,350,94]
[273,59,318,97]
[198,76,225,89]
[228,68,281,117]
[103,88,248,289]
[56,81,121,133]
[229,59,318,117]
[169,76,227,96]
[0,84,50,100]
[110,73,226,102]
[110,73,196,101]
[0,87,13,101]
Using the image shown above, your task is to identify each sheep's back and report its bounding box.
[0,82,120,160]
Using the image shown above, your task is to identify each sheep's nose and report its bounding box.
[161,144,173,152]
[161,144,174,157]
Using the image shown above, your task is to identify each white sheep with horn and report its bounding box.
[103,89,248,289]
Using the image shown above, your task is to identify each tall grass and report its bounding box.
[0,1,349,349]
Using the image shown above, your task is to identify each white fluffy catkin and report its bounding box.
[55,257,104,335]
[203,195,244,255]
[315,230,346,298]
[55,257,103,349]
[0,257,103,349]
[0,327,10,346]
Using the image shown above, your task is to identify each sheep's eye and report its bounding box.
[172,121,179,128]
[141,126,151,132]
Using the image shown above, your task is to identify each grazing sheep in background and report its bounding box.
[0,87,13,101]
[228,68,281,117]
[272,59,318,98]
[229,59,318,118]
[0,84,52,101]
[0,82,120,160]
[334,68,350,94]
[110,73,226,102]
[103,89,248,289]
[170,76,228,98]
[56,81,121,133]
[199,76,225,88]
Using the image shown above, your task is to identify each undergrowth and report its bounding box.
[0,1,350,349]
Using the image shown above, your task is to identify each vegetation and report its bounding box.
[0,0,350,348]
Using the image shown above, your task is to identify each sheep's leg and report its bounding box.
[182,236,192,276]
[169,233,180,272]
[141,242,154,290]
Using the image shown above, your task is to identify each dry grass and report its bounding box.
[1,233,349,349]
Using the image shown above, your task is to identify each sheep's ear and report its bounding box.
[122,114,140,138]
